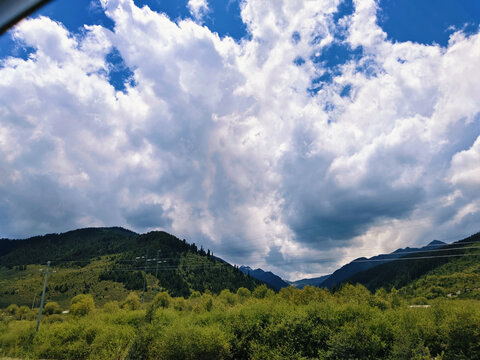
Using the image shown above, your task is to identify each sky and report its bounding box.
[0,0,480,280]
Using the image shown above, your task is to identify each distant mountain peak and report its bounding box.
[427,240,446,246]
[239,265,289,291]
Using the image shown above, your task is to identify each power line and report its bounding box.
[350,252,480,263]
[51,250,480,273]
[47,240,480,266]
[25,240,480,271]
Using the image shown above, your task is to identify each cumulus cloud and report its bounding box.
[1,0,480,279]
[187,0,209,22]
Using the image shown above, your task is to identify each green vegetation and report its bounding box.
[0,228,261,308]
[2,228,480,359]
[1,284,480,359]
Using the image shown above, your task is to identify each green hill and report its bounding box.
[0,227,261,308]
[343,232,480,299]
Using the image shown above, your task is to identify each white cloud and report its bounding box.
[187,0,209,22]
[1,0,480,279]
[449,137,480,190]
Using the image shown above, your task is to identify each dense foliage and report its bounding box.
[1,284,480,359]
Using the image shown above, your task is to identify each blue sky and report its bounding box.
[3,0,479,67]
[0,0,480,279]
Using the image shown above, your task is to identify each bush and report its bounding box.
[103,301,120,313]
[17,305,31,320]
[327,319,389,359]
[70,294,95,316]
[0,320,35,357]
[253,285,274,299]
[6,304,19,316]
[153,292,171,309]
[219,289,236,306]
[173,297,188,311]
[236,287,251,300]
[122,292,141,311]
[146,292,171,322]
[445,307,480,359]
[151,322,231,360]
[2,286,480,359]
[90,324,135,360]
[34,321,95,360]
[44,302,62,315]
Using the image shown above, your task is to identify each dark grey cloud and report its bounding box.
[123,203,172,230]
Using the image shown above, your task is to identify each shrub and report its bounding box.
[17,305,31,320]
[173,297,188,311]
[445,307,480,359]
[70,294,95,316]
[146,292,171,322]
[327,319,389,359]
[6,304,19,316]
[0,320,35,357]
[90,324,135,360]
[34,321,94,360]
[44,302,62,315]
[253,285,274,299]
[153,292,171,309]
[103,301,120,313]
[219,289,236,306]
[189,290,201,299]
[152,322,231,360]
[121,292,141,311]
[236,287,251,300]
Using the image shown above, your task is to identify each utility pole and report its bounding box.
[36,261,51,332]
[142,250,148,303]
[31,293,37,310]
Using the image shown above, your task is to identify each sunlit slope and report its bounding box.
[344,232,480,296]
[0,227,261,307]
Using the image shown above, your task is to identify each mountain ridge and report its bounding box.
[0,227,262,307]
[342,232,480,292]
[238,266,289,291]
[289,275,331,289]
[319,240,446,289]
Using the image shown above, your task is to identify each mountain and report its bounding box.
[238,266,331,290]
[343,232,480,293]
[290,275,330,289]
[239,266,289,291]
[319,240,446,289]
[0,227,262,308]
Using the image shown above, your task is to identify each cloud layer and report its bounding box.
[1,0,479,279]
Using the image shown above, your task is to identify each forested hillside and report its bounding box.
[0,228,261,307]
[344,232,480,295]
[320,240,446,289]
